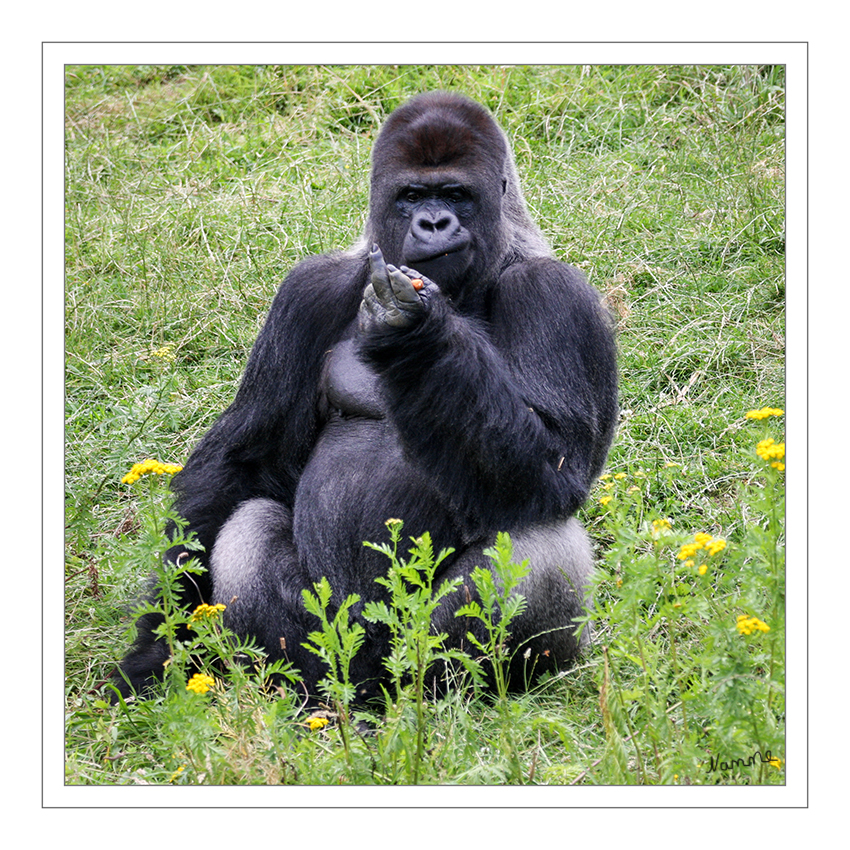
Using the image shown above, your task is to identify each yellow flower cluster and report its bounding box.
[597,469,648,506]
[121,458,183,484]
[756,438,785,470]
[706,539,727,556]
[745,407,784,420]
[189,603,226,624]
[677,532,726,562]
[306,715,330,732]
[652,518,672,534]
[152,344,176,362]
[186,673,216,694]
[736,614,770,636]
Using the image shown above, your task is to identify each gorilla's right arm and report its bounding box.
[359,256,617,537]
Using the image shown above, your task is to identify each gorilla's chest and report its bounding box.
[296,337,459,568]
[324,337,385,420]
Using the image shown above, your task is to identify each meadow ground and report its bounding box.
[64,64,785,785]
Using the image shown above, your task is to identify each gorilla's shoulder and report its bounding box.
[494,257,603,321]
[266,249,369,318]
[280,249,368,292]
[293,248,367,274]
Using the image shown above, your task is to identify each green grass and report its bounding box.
[64,64,785,786]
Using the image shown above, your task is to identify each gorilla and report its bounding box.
[115,92,617,702]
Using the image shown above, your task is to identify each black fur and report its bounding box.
[115,92,617,701]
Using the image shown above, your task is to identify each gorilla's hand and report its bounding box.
[360,244,437,330]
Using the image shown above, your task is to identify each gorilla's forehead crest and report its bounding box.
[402,113,480,167]
[374,91,506,172]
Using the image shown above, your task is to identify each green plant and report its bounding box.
[301,578,367,764]
[587,407,785,784]
[362,519,470,783]
[110,459,204,697]
[454,533,531,782]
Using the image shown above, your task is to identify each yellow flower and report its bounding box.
[613,472,627,480]
[698,564,707,575]
[651,518,672,539]
[599,495,613,506]
[679,532,725,560]
[756,438,785,462]
[707,539,726,556]
[677,542,699,560]
[186,673,216,694]
[772,462,785,471]
[189,603,226,625]
[769,757,783,770]
[736,614,770,636]
[306,715,330,732]
[745,407,784,420]
[152,344,176,362]
[169,765,185,783]
[121,458,184,484]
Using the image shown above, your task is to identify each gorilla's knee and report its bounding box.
[511,518,593,617]
[506,518,594,675]
[211,498,294,623]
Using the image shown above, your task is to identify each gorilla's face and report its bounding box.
[366,92,510,294]
[397,179,475,283]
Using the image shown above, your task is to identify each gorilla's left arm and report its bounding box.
[360,257,618,531]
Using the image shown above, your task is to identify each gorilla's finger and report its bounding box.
[369,244,394,307]
[360,282,378,314]
[387,265,424,310]
[398,266,439,298]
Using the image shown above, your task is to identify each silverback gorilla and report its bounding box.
[115,92,618,702]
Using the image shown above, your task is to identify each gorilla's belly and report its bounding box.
[292,416,459,586]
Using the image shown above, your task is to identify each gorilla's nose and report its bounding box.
[413,210,459,240]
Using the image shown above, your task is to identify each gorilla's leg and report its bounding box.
[213,502,592,698]
[432,518,594,689]
[210,498,319,688]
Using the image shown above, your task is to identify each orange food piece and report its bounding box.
[411,278,424,291]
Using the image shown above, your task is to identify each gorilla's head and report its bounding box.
[364,92,549,296]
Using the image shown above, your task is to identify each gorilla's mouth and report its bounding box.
[404,243,470,268]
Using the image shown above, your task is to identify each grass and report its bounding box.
[64,64,785,786]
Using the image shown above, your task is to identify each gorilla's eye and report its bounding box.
[446,190,466,203]
[402,189,422,203]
